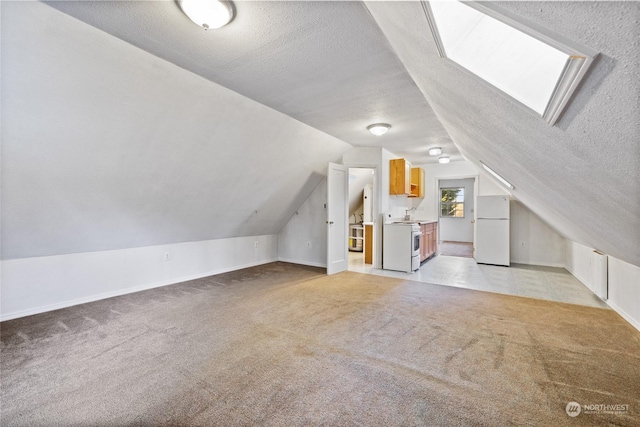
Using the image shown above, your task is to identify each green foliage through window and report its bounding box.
[441,188,464,218]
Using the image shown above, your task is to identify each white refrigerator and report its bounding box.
[475,195,510,266]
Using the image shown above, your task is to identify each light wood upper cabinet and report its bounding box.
[389,159,411,195]
[410,167,425,198]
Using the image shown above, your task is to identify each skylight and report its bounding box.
[423,1,597,125]
[481,162,514,190]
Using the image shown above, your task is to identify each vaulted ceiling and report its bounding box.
[2,1,639,267]
[364,1,640,266]
[44,0,459,165]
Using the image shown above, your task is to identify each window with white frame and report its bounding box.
[422,0,597,125]
[441,187,465,218]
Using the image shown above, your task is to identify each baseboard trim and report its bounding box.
[0,258,278,322]
[510,260,565,268]
[278,257,327,269]
[607,300,640,333]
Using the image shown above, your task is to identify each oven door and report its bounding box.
[412,231,422,256]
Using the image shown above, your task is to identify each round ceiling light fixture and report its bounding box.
[179,0,234,30]
[367,123,391,136]
[428,147,442,156]
[438,156,450,164]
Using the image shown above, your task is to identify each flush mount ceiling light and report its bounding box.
[429,147,442,156]
[422,0,597,125]
[179,0,234,30]
[481,162,515,189]
[367,123,391,136]
[438,156,450,164]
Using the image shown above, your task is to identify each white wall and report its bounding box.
[2,2,351,260]
[278,180,328,268]
[381,149,413,219]
[0,235,278,321]
[1,2,351,321]
[510,201,565,267]
[565,241,604,293]
[566,240,640,332]
[343,147,384,268]
[278,148,388,270]
[366,1,640,269]
[607,257,640,332]
[419,160,567,266]
[439,178,475,242]
[414,160,507,221]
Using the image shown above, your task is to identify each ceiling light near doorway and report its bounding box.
[179,0,234,30]
[438,156,450,164]
[367,123,391,136]
[429,147,442,156]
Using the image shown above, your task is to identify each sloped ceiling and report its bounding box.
[1,1,352,259]
[364,1,640,267]
[3,1,639,269]
[42,0,460,165]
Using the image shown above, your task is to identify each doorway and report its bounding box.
[438,178,475,258]
[347,168,375,272]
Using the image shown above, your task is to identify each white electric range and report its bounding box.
[382,222,421,273]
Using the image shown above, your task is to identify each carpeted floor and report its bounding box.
[439,241,474,258]
[1,262,639,426]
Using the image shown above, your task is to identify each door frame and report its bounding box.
[343,162,380,269]
[435,174,478,255]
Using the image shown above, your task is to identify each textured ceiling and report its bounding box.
[1,1,352,258]
[44,0,459,165]
[365,1,640,267]
[4,0,638,268]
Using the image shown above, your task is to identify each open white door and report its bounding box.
[327,162,349,275]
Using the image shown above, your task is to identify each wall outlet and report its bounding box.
[254,241,259,249]
[164,252,171,261]
[307,241,312,248]
[520,242,525,247]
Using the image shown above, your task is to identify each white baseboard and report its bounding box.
[0,258,278,322]
[510,259,565,268]
[278,257,327,269]
[607,300,640,333]
[1,235,279,322]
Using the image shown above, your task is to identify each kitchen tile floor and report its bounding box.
[348,251,609,309]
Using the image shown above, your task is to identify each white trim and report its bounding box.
[278,257,327,269]
[342,161,381,269]
[607,300,640,333]
[510,260,565,269]
[1,235,280,321]
[422,0,597,125]
[0,258,278,322]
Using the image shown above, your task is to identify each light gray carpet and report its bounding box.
[1,262,639,426]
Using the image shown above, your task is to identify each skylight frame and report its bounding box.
[422,0,598,125]
[481,162,514,190]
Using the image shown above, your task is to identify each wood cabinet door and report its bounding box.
[432,224,438,256]
[404,161,411,194]
[390,159,410,195]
